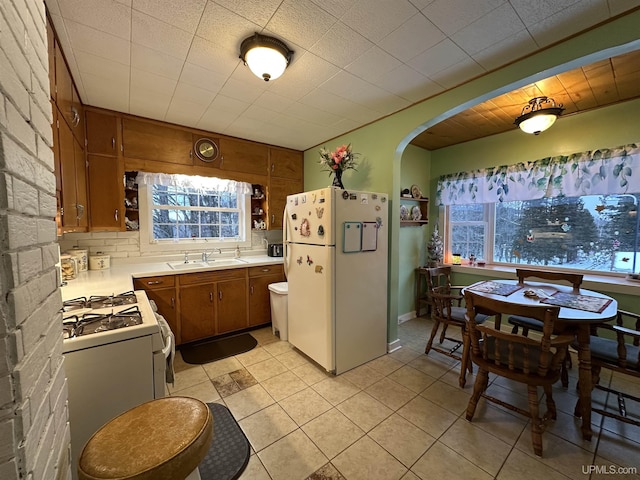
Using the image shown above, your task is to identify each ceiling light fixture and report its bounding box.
[514,96,565,135]
[239,32,293,82]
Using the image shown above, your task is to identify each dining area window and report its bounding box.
[440,143,640,275]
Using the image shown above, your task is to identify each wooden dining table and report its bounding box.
[463,279,618,441]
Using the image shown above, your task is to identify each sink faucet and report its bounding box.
[184,251,189,264]
[202,248,221,262]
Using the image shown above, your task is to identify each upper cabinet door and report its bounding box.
[86,110,120,156]
[47,19,55,101]
[122,118,193,165]
[54,39,73,128]
[269,147,303,180]
[218,137,268,176]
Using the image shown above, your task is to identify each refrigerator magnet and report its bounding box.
[301,195,306,203]
[316,207,324,218]
[300,219,311,237]
[306,255,313,265]
[311,193,317,203]
[292,213,297,220]
[342,191,349,199]
[315,265,323,274]
[297,256,303,265]
[360,194,369,204]
[317,225,324,236]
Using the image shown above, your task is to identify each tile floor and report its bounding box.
[169,316,640,480]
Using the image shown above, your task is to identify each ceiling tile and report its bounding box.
[178,62,226,94]
[64,20,130,65]
[267,51,340,101]
[131,10,193,59]
[186,36,241,78]
[172,82,216,105]
[165,98,208,126]
[130,67,177,95]
[451,3,526,56]
[310,22,372,69]
[266,0,338,50]
[372,64,443,103]
[471,29,538,71]
[608,0,640,15]
[214,0,282,27]
[128,87,171,119]
[132,0,207,33]
[74,50,129,81]
[377,12,445,63]
[252,90,296,113]
[283,101,345,127]
[56,0,131,40]
[510,0,586,27]
[219,77,267,104]
[409,38,469,77]
[80,71,130,111]
[130,43,184,80]
[197,105,237,133]
[300,88,381,124]
[341,0,418,43]
[196,2,260,52]
[308,0,358,18]
[346,46,402,81]
[421,0,505,36]
[429,57,486,89]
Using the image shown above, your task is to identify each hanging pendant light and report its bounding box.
[239,33,293,82]
[514,96,564,135]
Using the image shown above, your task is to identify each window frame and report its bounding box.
[138,182,252,255]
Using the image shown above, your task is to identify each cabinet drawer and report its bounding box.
[134,276,175,289]
[248,264,284,277]
[179,268,246,285]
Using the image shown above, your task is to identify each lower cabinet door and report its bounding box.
[249,273,283,326]
[180,283,215,343]
[217,278,248,334]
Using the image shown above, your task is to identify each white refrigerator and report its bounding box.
[284,187,389,374]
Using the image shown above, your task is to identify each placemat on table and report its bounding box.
[541,292,613,313]
[467,281,523,296]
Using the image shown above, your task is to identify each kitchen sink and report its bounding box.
[167,258,248,270]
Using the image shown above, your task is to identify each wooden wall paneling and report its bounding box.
[122,118,193,165]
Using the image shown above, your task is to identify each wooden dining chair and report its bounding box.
[508,268,584,387]
[425,267,487,387]
[462,290,573,457]
[573,309,640,427]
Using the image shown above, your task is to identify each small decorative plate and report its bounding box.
[411,184,422,199]
[411,205,422,221]
[400,205,409,220]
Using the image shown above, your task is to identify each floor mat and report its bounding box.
[181,333,257,365]
[199,403,250,480]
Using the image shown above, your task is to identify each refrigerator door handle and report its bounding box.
[283,204,290,278]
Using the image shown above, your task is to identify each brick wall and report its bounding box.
[0,1,70,479]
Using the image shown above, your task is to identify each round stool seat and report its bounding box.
[78,396,213,480]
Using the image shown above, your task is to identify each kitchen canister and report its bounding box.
[60,254,78,280]
[89,252,111,270]
[67,247,88,272]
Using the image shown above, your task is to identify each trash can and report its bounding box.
[268,282,288,341]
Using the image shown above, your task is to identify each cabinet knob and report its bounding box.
[171,297,175,308]
[114,209,118,221]
[250,285,254,295]
[112,137,116,150]
[209,292,213,302]
[219,290,223,301]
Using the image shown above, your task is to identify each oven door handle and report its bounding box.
[161,330,173,359]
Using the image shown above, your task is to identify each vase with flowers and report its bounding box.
[319,144,358,189]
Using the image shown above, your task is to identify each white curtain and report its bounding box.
[135,172,252,195]
[436,143,640,205]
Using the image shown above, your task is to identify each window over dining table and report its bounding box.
[438,143,640,275]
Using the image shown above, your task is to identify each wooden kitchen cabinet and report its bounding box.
[122,118,193,165]
[133,276,178,342]
[56,106,88,232]
[269,147,303,180]
[248,265,285,327]
[268,177,302,229]
[178,269,247,343]
[87,154,124,231]
[218,137,268,176]
[86,110,120,155]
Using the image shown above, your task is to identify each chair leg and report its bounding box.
[425,320,442,354]
[466,369,488,421]
[527,385,543,457]
[543,384,557,420]
[560,354,570,388]
[459,328,471,388]
[439,323,448,344]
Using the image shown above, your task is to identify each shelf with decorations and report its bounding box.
[400,196,429,226]
[124,171,139,231]
[251,184,267,230]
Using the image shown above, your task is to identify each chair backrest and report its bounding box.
[426,266,453,292]
[515,268,583,291]
[591,309,640,373]
[464,290,564,377]
[430,285,462,321]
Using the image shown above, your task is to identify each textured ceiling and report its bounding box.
[45,0,640,151]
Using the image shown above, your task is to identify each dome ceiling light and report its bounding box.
[239,33,293,82]
[514,96,565,135]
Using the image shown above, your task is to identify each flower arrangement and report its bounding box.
[319,144,358,173]
[426,225,444,266]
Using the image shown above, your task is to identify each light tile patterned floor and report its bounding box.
[169,317,640,480]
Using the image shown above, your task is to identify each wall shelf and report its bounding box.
[400,197,429,227]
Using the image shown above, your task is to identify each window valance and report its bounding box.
[135,172,251,195]
[436,143,640,205]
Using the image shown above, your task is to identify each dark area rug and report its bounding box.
[181,333,257,365]
[199,403,250,480]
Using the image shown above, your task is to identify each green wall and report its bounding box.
[302,11,640,347]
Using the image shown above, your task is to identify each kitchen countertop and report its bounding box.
[61,253,284,300]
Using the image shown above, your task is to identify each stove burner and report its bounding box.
[63,316,78,339]
[74,306,143,337]
[62,297,88,312]
[88,291,137,309]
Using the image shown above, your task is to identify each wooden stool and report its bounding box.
[78,396,213,480]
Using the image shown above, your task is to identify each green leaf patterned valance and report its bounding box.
[436,143,640,205]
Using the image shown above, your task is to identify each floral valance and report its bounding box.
[135,172,251,195]
[436,143,640,205]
